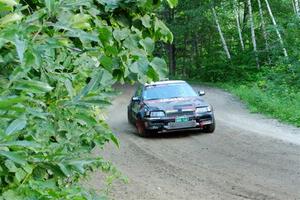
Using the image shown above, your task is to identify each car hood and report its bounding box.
[144,97,209,111]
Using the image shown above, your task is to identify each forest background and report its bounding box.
[159,0,300,127]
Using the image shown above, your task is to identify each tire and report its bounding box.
[135,120,152,137]
[127,109,133,124]
[203,123,215,133]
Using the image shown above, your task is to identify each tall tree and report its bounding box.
[165,7,177,76]
[212,6,232,60]
[248,0,260,68]
[257,0,271,63]
[234,0,245,51]
[160,0,300,80]
[295,0,300,16]
[264,0,289,57]
[292,0,297,14]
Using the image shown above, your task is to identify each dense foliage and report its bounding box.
[159,0,300,126]
[0,0,176,199]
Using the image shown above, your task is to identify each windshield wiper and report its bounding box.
[146,98,162,100]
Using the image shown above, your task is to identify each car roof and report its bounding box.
[144,80,186,86]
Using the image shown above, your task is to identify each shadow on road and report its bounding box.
[132,130,209,139]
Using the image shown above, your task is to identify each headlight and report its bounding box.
[195,106,212,114]
[150,111,165,118]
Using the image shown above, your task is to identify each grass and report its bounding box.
[187,80,300,127]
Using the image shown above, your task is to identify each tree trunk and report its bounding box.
[234,0,245,51]
[193,33,200,68]
[264,0,289,57]
[257,0,271,64]
[292,0,297,14]
[183,36,188,77]
[242,1,249,31]
[295,0,300,16]
[168,44,176,76]
[248,0,260,68]
[212,6,231,60]
[165,7,176,76]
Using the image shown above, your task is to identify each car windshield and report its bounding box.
[143,83,198,100]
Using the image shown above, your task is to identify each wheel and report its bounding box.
[127,109,133,124]
[203,123,215,133]
[135,120,153,137]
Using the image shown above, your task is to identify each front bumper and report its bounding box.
[143,112,214,133]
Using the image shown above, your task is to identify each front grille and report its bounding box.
[166,111,194,117]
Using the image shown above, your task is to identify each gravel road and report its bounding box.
[87,84,300,200]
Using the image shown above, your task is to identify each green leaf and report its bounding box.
[58,162,71,177]
[166,0,178,8]
[0,96,25,109]
[58,27,99,42]
[0,0,18,7]
[25,9,47,23]
[130,58,150,83]
[124,35,138,50]
[5,160,18,172]
[2,190,23,200]
[139,37,154,54]
[64,79,74,98]
[105,46,118,56]
[74,70,103,101]
[14,37,26,64]
[30,180,57,190]
[100,56,113,71]
[15,168,26,183]
[14,79,53,93]
[27,107,48,120]
[9,65,31,82]
[141,15,151,28]
[154,18,173,43]
[0,140,41,149]
[130,58,149,75]
[45,0,55,13]
[22,164,33,174]
[75,112,97,126]
[147,66,159,81]
[0,13,23,26]
[131,48,147,58]
[99,69,114,86]
[110,133,119,148]
[0,151,27,165]
[67,159,95,174]
[5,118,27,135]
[97,0,119,11]
[150,57,168,80]
[78,98,111,107]
[113,28,130,41]
[71,14,91,29]
[99,27,113,44]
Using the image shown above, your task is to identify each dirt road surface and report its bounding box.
[87,85,300,200]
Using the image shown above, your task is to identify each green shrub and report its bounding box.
[224,82,300,127]
[0,0,175,199]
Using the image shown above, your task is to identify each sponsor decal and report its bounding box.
[145,97,187,103]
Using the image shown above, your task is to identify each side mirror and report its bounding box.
[132,96,140,102]
[198,90,205,96]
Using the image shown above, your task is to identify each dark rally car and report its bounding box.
[127,80,215,136]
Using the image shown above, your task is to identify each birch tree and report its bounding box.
[295,0,300,16]
[264,0,289,57]
[292,0,297,14]
[248,0,260,68]
[234,0,245,51]
[212,6,232,60]
[257,0,271,63]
